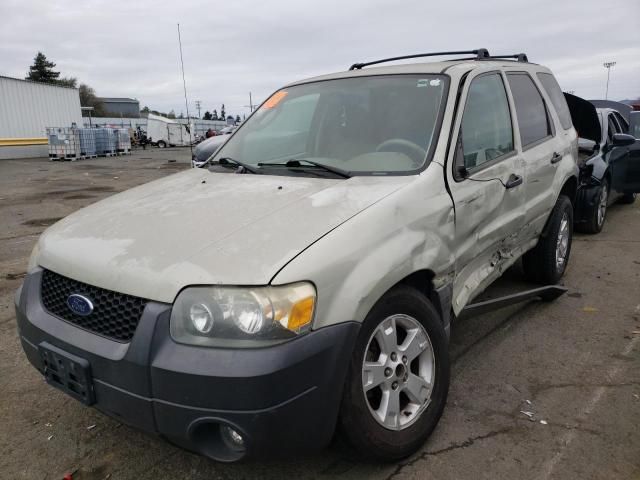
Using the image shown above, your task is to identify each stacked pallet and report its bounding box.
[78,128,97,158]
[47,127,81,161]
[114,128,131,155]
[95,128,117,156]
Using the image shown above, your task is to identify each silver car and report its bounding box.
[16,48,579,462]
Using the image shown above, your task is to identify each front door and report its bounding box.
[606,112,640,195]
[447,71,526,312]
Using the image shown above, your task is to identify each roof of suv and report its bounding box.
[287,57,548,88]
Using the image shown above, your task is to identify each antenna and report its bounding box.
[177,23,194,164]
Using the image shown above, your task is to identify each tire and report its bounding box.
[157,140,166,148]
[577,179,609,234]
[619,192,637,205]
[337,285,450,461]
[523,195,573,284]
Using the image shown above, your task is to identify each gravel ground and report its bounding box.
[0,148,638,480]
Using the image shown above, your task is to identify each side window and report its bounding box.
[607,114,620,143]
[507,73,553,148]
[460,73,514,169]
[537,72,573,130]
[613,112,629,134]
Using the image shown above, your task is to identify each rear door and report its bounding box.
[447,70,526,310]
[506,72,564,234]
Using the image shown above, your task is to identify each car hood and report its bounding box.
[564,93,602,144]
[35,169,413,303]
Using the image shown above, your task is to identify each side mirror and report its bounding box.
[612,133,636,147]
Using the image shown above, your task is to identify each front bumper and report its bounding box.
[15,270,359,461]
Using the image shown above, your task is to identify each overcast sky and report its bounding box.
[1,0,638,118]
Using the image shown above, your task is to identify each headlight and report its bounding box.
[27,241,41,273]
[170,282,316,347]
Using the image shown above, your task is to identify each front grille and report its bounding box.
[40,270,148,342]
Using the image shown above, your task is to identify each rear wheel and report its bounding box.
[619,192,636,205]
[523,195,573,284]
[157,140,167,148]
[338,286,449,461]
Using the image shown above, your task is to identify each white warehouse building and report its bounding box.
[0,75,83,159]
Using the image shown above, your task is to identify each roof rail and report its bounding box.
[348,48,490,70]
[487,53,529,62]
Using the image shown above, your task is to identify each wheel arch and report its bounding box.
[559,175,578,206]
[386,269,452,340]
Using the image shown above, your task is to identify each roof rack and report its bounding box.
[348,48,490,70]
[487,53,529,62]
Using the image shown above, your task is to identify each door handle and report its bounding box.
[505,174,523,189]
[550,152,562,164]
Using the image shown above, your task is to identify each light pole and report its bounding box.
[603,61,616,100]
[195,100,202,119]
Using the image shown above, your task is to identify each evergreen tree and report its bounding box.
[212,109,219,121]
[26,52,60,83]
[235,115,241,123]
[168,110,176,119]
[203,111,212,120]
[220,104,226,121]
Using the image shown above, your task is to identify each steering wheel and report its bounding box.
[375,138,427,165]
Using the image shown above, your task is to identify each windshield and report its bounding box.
[212,75,448,175]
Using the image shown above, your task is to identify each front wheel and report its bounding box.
[157,140,167,148]
[577,180,609,234]
[338,286,449,461]
[523,195,573,284]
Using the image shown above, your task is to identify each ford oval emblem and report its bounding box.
[67,294,94,316]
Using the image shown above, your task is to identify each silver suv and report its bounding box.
[15,49,578,462]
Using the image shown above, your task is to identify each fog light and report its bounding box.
[189,303,213,333]
[220,425,245,451]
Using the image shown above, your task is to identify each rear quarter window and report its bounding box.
[537,72,573,130]
[507,73,553,148]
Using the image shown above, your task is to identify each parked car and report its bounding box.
[588,99,633,123]
[191,134,229,167]
[218,125,237,135]
[567,95,640,233]
[16,49,580,463]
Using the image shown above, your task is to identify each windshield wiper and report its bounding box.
[210,157,261,174]
[258,159,351,178]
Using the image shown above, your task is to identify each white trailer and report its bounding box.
[146,113,194,148]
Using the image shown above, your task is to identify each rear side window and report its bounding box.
[607,114,621,142]
[507,73,552,147]
[460,73,514,169]
[613,112,629,134]
[537,73,573,130]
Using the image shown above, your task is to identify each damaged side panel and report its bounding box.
[271,163,456,329]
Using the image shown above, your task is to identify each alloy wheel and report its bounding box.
[361,314,435,431]
[555,212,570,271]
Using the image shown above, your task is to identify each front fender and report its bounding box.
[271,164,455,330]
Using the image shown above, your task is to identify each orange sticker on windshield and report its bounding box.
[263,90,288,109]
